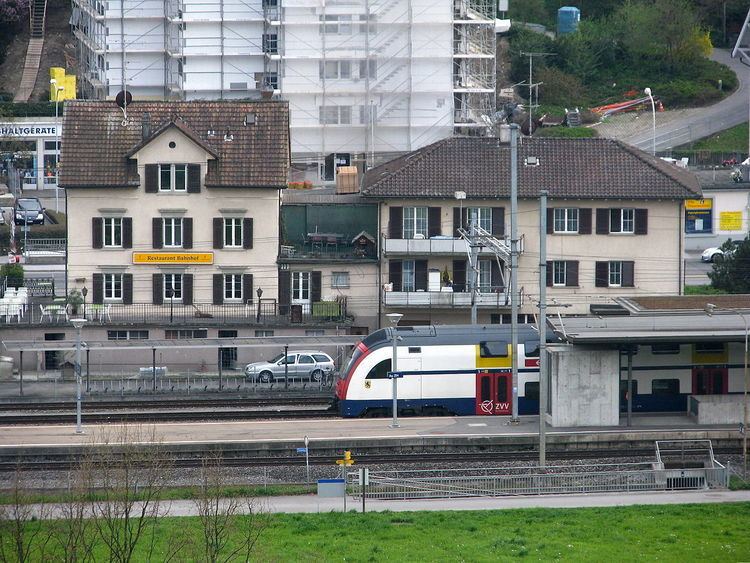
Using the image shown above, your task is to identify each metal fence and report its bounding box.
[349,460,729,500]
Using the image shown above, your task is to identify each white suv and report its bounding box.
[244,351,335,382]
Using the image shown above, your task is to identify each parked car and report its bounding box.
[701,240,742,263]
[244,351,335,383]
[14,198,45,225]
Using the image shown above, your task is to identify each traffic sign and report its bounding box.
[386,371,404,379]
[335,450,354,466]
[296,447,308,454]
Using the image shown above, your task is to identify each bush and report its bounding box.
[0,263,23,287]
[535,127,598,138]
[537,67,585,107]
[0,102,58,118]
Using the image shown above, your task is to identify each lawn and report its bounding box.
[4,503,750,561]
[681,122,749,152]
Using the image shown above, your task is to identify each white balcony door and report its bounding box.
[292,271,311,313]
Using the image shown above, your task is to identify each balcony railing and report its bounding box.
[11,300,349,327]
[383,288,509,308]
[280,243,376,261]
[382,235,524,256]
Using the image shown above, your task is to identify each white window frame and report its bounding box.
[402,260,415,292]
[403,207,428,239]
[103,217,122,247]
[608,261,623,287]
[292,271,311,301]
[103,273,123,301]
[552,261,567,287]
[163,217,183,248]
[255,329,274,337]
[553,208,579,233]
[163,273,183,302]
[224,218,243,248]
[611,208,635,233]
[158,164,188,192]
[478,260,492,292]
[319,105,352,125]
[224,274,243,302]
[467,208,492,232]
[321,14,352,34]
[323,60,351,79]
[331,271,350,288]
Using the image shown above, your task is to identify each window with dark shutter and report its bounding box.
[144,164,158,193]
[212,218,223,249]
[152,218,163,249]
[122,274,133,304]
[609,209,622,233]
[594,262,608,287]
[311,271,322,302]
[545,261,553,287]
[566,261,579,287]
[92,218,103,249]
[213,274,223,305]
[622,261,635,287]
[452,259,466,292]
[152,274,163,304]
[242,274,253,304]
[278,270,291,314]
[187,164,201,193]
[122,218,133,248]
[595,209,609,234]
[415,260,428,291]
[546,208,553,235]
[428,207,441,237]
[634,209,648,235]
[491,207,505,237]
[452,208,461,237]
[182,274,193,305]
[389,260,403,292]
[92,273,103,304]
[183,218,193,249]
[579,208,592,234]
[389,207,403,239]
[243,218,253,249]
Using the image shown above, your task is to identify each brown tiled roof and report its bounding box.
[361,137,701,199]
[124,118,219,159]
[620,295,750,312]
[60,100,289,189]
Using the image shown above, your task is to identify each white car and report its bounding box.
[701,241,741,263]
[244,351,335,382]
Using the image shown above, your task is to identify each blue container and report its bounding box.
[557,6,581,35]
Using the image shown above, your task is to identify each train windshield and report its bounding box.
[340,342,367,379]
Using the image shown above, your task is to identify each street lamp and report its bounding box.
[386,312,403,428]
[81,286,88,319]
[166,287,174,323]
[256,286,263,322]
[71,318,87,434]
[50,78,65,213]
[705,303,748,474]
[644,87,656,156]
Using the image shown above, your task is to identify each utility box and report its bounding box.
[336,166,359,194]
[557,6,580,35]
[317,479,346,498]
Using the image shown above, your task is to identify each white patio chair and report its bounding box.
[39,304,53,323]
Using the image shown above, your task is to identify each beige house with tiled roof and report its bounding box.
[60,100,289,308]
[361,136,703,323]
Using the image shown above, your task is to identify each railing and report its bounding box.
[280,242,376,261]
[24,238,66,254]
[383,288,508,308]
[2,276,56,297]
[349,461,729,500]
[17,300,349,326]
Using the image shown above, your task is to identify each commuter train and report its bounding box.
[335,324,746,418]
[336,325,543,417]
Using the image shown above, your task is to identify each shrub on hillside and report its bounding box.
[535,127,598,139]
[537,67,584,107]
[0,0,29,24]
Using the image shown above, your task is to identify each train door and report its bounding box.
[475,369,512,415]
[692,367,728,395]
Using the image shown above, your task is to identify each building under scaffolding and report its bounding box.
[70,0,496,180]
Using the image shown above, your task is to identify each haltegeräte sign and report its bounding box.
[132,252,214,264]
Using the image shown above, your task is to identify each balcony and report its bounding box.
[383,288,509,308]
[383,236,516,256]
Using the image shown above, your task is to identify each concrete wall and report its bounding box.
[548,345,619,427]
[693,395,747,425]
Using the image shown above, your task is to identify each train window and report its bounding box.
[695,342,725,354]
[497,377,508,403]
[480,376,491,401]
[408,347,421,354]
[524,382,539,401]
[524,340,540,357]
[652,379,680,395]
[366,359,392,379]
[480,341,509,358]
[619,380,638,402]
[651,343,680,355]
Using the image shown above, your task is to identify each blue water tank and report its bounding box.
[557,6,581,35]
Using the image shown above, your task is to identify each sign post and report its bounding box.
[335,450,355,512]
[304,435,310,482]
[359,467,369,513]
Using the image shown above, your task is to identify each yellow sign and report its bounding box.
[336,450,355,466]
[719,211,743,231]
[685,198,712,210]
[132,252,214,264]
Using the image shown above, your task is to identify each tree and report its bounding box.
[0,0,29,26]
[708,236,750,293]
[0,466,52,562]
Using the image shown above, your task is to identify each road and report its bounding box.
[596,49,749,152]
[684,250,712,286]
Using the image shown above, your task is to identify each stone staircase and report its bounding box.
[13,0,47,102]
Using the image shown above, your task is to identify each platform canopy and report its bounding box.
[1,335,362,353]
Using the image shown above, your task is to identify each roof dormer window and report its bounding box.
[159,164,187,192]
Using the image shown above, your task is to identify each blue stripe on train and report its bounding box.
[621,393,688,412]
[339,397,540,417]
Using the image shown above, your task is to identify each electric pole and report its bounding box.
[519,51,553,134]
[510,123,520,423]
[539,190,548,466]
[470,208,479,325]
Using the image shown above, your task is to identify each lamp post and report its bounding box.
[71,318,86,434]
[166,287,174,323]
[706,303,748,474]
[644,87,656,156]
[256,287,263,323]
[50,79,64,213]
[386,312,403,428]
[81,286,88,320]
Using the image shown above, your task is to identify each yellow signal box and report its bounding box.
[335,450,355,466]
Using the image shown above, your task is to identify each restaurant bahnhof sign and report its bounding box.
[132,252,214,264]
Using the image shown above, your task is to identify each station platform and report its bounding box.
[0,414,740,454]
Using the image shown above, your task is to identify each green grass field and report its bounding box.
[4,503,750,561]
[683,122,749,152]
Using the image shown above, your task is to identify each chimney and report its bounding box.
[142,112,151,140]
